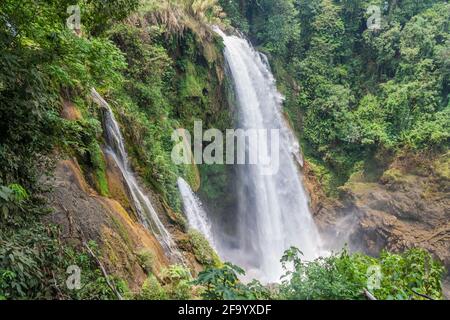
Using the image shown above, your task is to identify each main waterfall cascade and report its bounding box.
[212,28,324,283]
[177,178,216,248]
[91,89,179,260]
[90,25,325,281]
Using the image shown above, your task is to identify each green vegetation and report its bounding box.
[221,0,449,193]
[104,1,230,209]
[136,249,156,275]
[195,247,444,300]
[188,229,221,267]
[88,141,110,196]
[0,0,230,300]
[0,182,127,300]
[135,275,168,300]
[0,0,139,300]
[1,0,447,300]
[194,263,271,300]
[136,265,194,300]
[278,247,444,300]
[132,246,445,301]
[1,0,229,207]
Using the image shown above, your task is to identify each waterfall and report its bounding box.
[213,28,324,283]
[177,178,216,248]
[91,89,178,258]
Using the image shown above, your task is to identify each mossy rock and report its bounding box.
[348,170,365,183]
[180,62,206,98]
[433,153,450,181]
[185,163,201,192]
[188,230,221,268]
[88,142,110,197]
[380,168,404,185]
[305,158,337,197]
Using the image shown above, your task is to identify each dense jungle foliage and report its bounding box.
[0,0,447,300]
[0,0,227,299]
[220,0,449,192]
[195,247,444,300]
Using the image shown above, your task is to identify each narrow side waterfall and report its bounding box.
[213,29,323,283]
[91,89,178,258]
[177,178,215,248]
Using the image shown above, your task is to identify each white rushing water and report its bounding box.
[91,89,178,258]
[213,28,324,283]
[177,178,216,248]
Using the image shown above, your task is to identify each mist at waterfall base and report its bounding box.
[202,28,325,284]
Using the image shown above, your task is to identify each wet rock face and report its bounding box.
[43,159,169,291]
[308,159,450,277]
[61,99,82,121]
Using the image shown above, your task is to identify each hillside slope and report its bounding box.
[0,0,228,299]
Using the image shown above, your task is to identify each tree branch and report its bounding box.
[83,241,124,300]
[364,289,377,301]
[410,289,435,301]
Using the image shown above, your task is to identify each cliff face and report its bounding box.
[306,152,450,277]
[44,159,169,292]
[39,9,230,290]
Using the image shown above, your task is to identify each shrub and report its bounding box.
[278,247,444,300]
[136,249,155,275]
[135,275,168,300]
[166,265,194,300]
[194,263,271,300]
